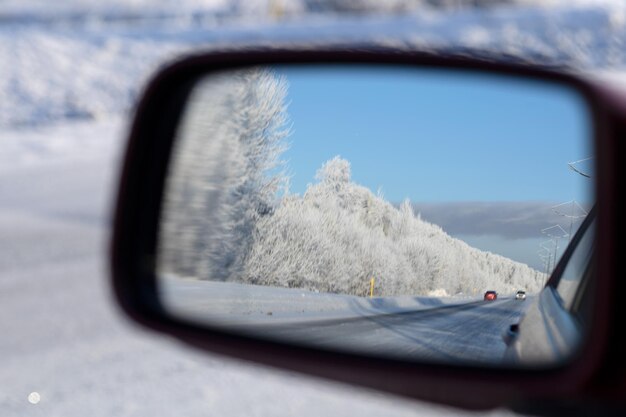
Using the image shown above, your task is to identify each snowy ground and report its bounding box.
[0,117,521,417]
[2,1,626,416]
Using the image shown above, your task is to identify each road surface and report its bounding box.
[252,298,529,363]
[161,278,530,364]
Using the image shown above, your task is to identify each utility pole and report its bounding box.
[539,240,556,273]
[541,224,569,274]
[537,247,552,285]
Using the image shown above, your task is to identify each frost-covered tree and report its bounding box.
[316,155,351,184]
[158,68,290,281]
[242,156,544,296]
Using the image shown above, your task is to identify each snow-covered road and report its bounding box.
[250,298,529,362]
[161,278,529,362]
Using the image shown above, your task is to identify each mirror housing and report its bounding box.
[111,47,626,414]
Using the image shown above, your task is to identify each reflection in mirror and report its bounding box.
[157,65,594,367]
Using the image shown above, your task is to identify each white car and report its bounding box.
[515,290,526,301]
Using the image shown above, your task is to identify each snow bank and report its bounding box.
[160,276,483,326]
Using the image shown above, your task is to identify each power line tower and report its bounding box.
[567,157,593,179]
[551,200,589,243]
[538,156,593,276]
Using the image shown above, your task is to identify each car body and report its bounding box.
[515,290,526,300]
[504,210,595,366]
[484,290,497,301]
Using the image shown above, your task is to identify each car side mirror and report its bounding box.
[111,47,625,414]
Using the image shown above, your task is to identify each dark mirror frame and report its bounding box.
[111,47,625,414]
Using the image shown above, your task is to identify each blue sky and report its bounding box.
[274,65,593,204]
[271,65,594,270]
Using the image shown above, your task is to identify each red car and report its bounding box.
[484,291,497,301]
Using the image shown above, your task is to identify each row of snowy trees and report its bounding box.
[244,156,543,296]
[159,69,289,282]
[158,68,544,297]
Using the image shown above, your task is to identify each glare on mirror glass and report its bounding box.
[157,65,594,366]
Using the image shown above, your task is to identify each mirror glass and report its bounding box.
[156,65,594,367]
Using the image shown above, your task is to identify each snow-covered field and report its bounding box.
[2,0,626,129]
[2,0,626,416]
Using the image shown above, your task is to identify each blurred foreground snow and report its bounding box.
[0,117,520,416]
[2,0,626,128]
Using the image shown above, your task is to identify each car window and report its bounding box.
[555,217,595,311]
